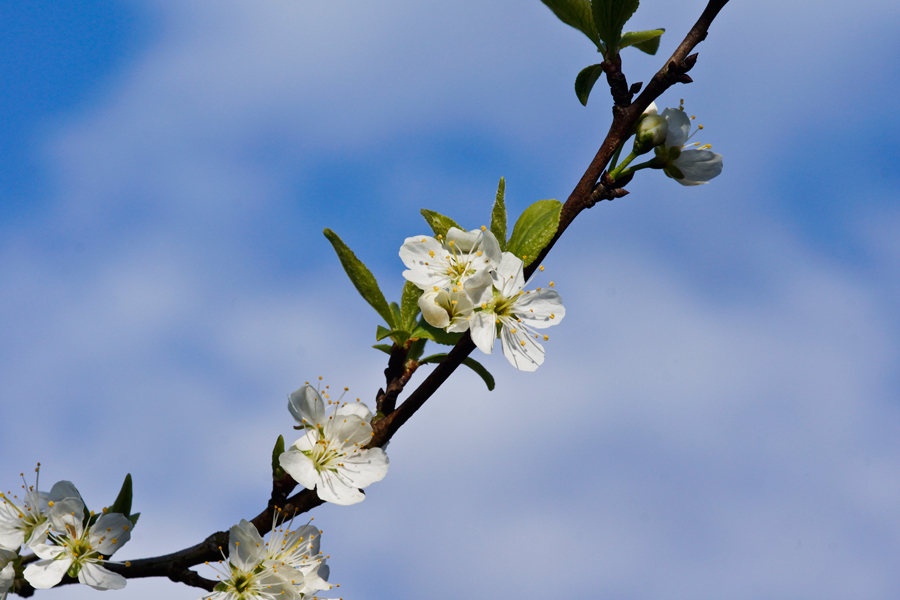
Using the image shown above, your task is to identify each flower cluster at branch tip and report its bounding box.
[401,227,566,371]
[201,511,336,600]
[1,464,134,593]
[646,100,724,185]
[280,381,389,505]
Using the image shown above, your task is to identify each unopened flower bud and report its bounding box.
[632,115,668,155]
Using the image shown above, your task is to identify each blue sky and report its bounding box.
[2,1,900,599]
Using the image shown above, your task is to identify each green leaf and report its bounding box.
[372,343,393,355]
[407,337,427,361]
[129,512,141,527]
[411,321,464,346]
[400,281,423,331]
[539,0,601,48]
[462,357,495,391]
[419,353,495,391]
[323,229,395,328]
[108,474,133,519]
[620,28,664,54]
[390,302,403,331]
[505,199,563,267]
[575,63,605,106]
[490,177,508,251]
[420,209,463,240]
[271,435,285,480]
[376,325,409,345]
[592,0,641,55]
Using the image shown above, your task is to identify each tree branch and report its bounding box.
[12,1,730,595]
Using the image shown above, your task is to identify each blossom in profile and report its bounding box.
[280,385,388,505]
[0,465,82,550]
[23,497,132,590]
[467,253,565,371]
[649,101,723,185]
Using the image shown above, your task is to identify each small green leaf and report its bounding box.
[390,302,403,331]
[575,63,604,106]
[592,0,641,55]
[620,28,664,54]
[323,229,395,328]
[372,343,393,355]
[271,435,285,480]
[420,209,463,240]
[506,199,563,267]
[491,177,508,251]
[108,474,133,519]
[539,0,601,48]
[411,321,464,346]
[376,325,409,345]
[129,512,141,527]
[400,282,423,331]
[419,353,495,391]
[462,357,495,391]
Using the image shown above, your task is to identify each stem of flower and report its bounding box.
[612,156,666,182]
[608,150,638,181]
[609,141,625,172]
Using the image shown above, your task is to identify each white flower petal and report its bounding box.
[491,253,525,297]
[229,519,265,572]
[469,311,496,354]
[29,543,65,560]
[0,522,25,551]
[315,471,366,506]
[661,107,691,148]
[47,497,85,538]
[399,236,446,288]
[444,227,481,252]
[643,101,658,116]
[463,269,493,306]
[323,415,371,447]
[672,149,723,184]
[335,402,372,422]
[24,557,72,589]
[337,448,389,489]
[279,447,320,492]
[288,385,326,429]
[418,289,451,329]
[514,289,565,329]
[499,324,544,372]
[1,561,15,594]
[89,513,132,556]
[48,481,81,503]
[78,562,127,590]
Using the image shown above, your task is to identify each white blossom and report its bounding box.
[0,466,82,551]
[468,253,565,371]
[23,497,131,591]
[202,518,333,600]
[400,227,501,293]
[648,101,723,185]
[280,385,388,505]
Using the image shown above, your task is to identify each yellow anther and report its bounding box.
[550,313,555,319]
[511,328,517,333]
[549,281,555,287]
[48,501,54,507]
[536,287,541,291]
[534,334,539,339]
[539,265,544,272]
[543,335,549,341]
[318,376,322,380]
[495,318,500,323]
[697,124,704,130]
[690,115,696,119]
[481,303,487,309]
[520,340,526,346]
[451,300,458,305]
[429,250,435,257]
[433,286,439,291]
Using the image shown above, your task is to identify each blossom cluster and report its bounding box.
[202,514,334,600]
[401,227,566,371]
[0,467,132,595]
[280,384,389,506]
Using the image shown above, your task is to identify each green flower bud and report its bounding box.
[632,115,668,155]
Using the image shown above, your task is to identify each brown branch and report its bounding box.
[12,1,730,596]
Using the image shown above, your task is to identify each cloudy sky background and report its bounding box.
[2,0,900,598]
